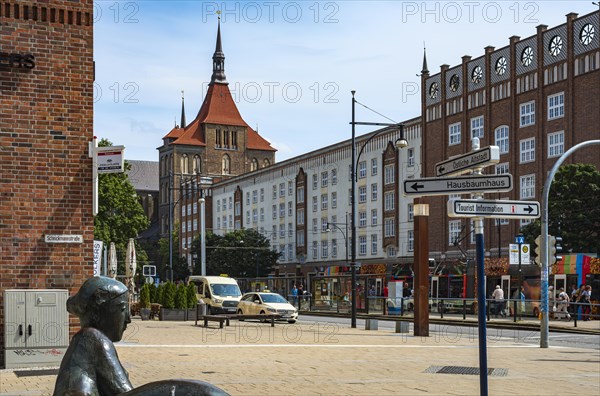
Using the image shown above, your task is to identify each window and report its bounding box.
[297,209,304,225]
[449,122,461,145]
[407,230,414,252]
[371,209,378,226]
[384,165,395,185]
[359,186,367,203]
[260,188,264,202]
[371,234,378,255]
[235,202,241,216]
[371,158,378,176]
[387,246,397,258]
[279,203,285,218]
[548,131,564,158]
[408,203,414,221]
[252,208,258,224]
[246,192,250,205]
[358,161,367,179]
[321,218,328,233]
[312,218,318,233]
[495,162,509,175]
[321,241,328,258]
[229,197,232,209]
[272,205,277,219]
[217,200,221,212]
[520,101,535,127]
[371,183,378,201]
[470,116,484,139]
[407,148,415,166]
[449,220,461,245]
[321,171,328,187]
[246,211,250,225]
[547,92,564,120]
[288,223,293,237]
[296,187,304,203]
[312,196,318,212]
[495,125,509,154]
[279,183,285,197]
[359,236,367,256]
[180,154,189,174]
[331,192,337,208]
[332,239,338,258]
[272,185,277,199]
[252,190,258,204]
[384,218,395,237]
[288,244,294,261]
[520,138,535,163]
[384,191,395,211]
[288,201,293,217]
[312,241,318,259]
[359,211,366,228]
[298,231,305,247]
[280,223,285,238]
[288,181,293,196]
[321,194,328,210]
[260,208,265,222]
[520,174,536,199]
[312,174,318,190]
[250,158,258,171]
[331,169,337,185]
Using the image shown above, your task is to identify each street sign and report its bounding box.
[403,174,512,196]
[435,145,500,177]
[145,276,153,284]
[509,244,519,264]
[515,236,525,244]
[447,199,540,218]
[521,244,530,264]
[143,265,156,277]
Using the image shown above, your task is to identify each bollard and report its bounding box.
[395,321,409,333]
[365,318,378,330]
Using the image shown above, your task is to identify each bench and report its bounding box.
[196,314,231,328]
[233,314,281,327]
[195,314,282,328]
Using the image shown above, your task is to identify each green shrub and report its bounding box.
[186,283,198,308]
[149,283,157,303]
[162,282,176,309]
[139,284,151,309]
[174,283,187,309]
[155,283,164,305]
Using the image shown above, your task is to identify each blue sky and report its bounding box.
[93,1,597,162]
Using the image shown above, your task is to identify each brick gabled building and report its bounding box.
[420,10,600,262]
[157,21,276,265]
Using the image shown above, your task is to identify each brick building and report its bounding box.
[0,1,94,367]
[157,20,276,268]
[421,10,600,262]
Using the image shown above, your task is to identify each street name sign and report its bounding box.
[448,199,540,219]
[435,145,500,177]
[403,174,512,196]
[45,234,83,243]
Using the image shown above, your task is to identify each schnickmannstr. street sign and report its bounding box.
[403,174,513,196]
[435,145,500,177]
[447,199,540,219]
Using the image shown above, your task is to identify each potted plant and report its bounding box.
[159,282,186,321]
[139,283,151,321]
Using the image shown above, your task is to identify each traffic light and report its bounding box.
[548,235,557,265]
[554,236,563,264]
[534,235,542,265]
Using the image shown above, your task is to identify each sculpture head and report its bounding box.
[67,276,131,342]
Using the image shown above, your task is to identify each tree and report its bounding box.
[520,163,599,254]
[157,227,190,282]
[191,229,280,277]
[94,138,150,278]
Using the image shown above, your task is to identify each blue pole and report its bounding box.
[476,228,488,396]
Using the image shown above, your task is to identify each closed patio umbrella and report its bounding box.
[108,242,117,279]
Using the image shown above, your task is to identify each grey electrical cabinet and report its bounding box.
[4,289,69,369]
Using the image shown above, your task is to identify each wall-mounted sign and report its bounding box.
[45,235,83,244]
[0,52,35,69]
[97,146,125,174]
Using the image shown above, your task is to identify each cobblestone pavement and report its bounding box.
[1,317,599,395]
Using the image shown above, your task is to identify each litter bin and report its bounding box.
[197,300,207,318]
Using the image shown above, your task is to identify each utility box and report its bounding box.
[4,289,69,368]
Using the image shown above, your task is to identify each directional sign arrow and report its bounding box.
[435,146,500,177]
[402,174,513,196]
[447,199,541,219]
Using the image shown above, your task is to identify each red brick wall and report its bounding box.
[0,0,93,368]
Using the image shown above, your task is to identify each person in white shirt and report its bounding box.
[557,287,571,320]
[491,285,506,318]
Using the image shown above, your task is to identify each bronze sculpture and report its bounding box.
[54,276,228,396]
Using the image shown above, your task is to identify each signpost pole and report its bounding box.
[518,235,523,320]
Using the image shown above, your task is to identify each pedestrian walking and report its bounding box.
[556,287,571,320]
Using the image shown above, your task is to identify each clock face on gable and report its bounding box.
[580,23,595,46]
[471,66,483,84]
[449,74,460,92]
[549,35,563,57]
[429,82,439,99]
[495,57,507,76]
[521,46,534,67]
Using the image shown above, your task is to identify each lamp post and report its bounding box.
[350,91,408,328]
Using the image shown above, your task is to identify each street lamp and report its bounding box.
[326,213,349,266]
[350,90,408,328]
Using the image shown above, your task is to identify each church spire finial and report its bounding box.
[211,12,227,84]
[421,42,429,75]
[180,90,186,128]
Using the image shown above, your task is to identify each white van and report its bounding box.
[186,275,242,314]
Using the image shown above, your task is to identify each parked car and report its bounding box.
[237,292,298,323]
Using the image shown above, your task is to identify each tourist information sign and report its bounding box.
[448,199,540,219]
[435,145,500,177]
[402,174,512,196]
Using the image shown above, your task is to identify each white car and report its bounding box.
[237,292,298,323]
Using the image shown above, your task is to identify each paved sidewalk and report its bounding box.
[1,318,599,395]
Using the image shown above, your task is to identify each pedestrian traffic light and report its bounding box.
[534,234,542,265]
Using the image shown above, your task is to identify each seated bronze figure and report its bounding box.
[54,276,228,396]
